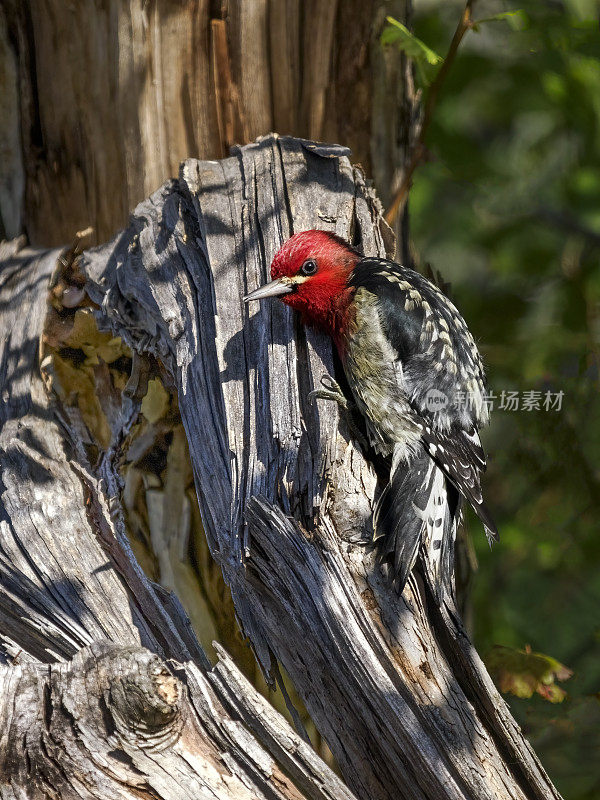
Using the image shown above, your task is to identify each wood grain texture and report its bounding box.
[0,239,161,663]
[0,239,359,800]
[2,1,412,246]
[78,135,562,800]
[0,641,357,800]
[0,8,23,240]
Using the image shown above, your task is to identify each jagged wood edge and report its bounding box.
[0,238,358,800]
[79,135,562,800]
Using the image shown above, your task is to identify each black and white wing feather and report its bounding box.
[350,258,497,594]
[419,422,497,543]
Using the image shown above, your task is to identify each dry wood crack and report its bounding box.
[0,137,562,800]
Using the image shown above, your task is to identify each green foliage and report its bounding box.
[381,17,442,65]
[382,16,442,84]
[408,1,600,797]
[472,10,527,30]
[383,9,527,88]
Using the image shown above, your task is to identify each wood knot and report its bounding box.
[155,668,179,706]
[104,648,184,751]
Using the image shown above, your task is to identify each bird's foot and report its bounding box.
[308,374,349,410]
[309,374,371,454]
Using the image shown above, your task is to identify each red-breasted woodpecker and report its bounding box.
[244,230,497,599]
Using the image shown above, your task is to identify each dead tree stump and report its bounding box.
[0,136,562,800]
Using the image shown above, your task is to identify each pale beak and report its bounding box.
[243,277,294,303]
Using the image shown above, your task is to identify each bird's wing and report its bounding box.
[418,421,498,543]
[350,258,497,542]
[350,258,489,428]
[350,259,427,364]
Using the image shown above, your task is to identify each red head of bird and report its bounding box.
[244,230,360,341]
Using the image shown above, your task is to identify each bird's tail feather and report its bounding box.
[374,444,459,601]
[420,468,461,602]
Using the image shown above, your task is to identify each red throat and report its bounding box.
[269,231,360,348]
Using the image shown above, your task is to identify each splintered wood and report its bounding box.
[0,138,562,800]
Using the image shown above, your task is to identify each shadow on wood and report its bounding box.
[0,236,356,800]
[0,137,562,800]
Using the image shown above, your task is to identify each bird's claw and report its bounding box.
[308,375,349,409]
[308,388,349,408]
[308,374,370,453]
[319,374,342,393]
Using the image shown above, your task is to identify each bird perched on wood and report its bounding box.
[244,230,497,600]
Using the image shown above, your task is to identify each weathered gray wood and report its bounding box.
[0,640,356,800]
[77,134,562,800]
[0,239,359,800]
[0,240,161,663]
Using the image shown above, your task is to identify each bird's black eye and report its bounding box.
[300,259,318,276]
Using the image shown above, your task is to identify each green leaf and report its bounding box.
[381,17,442,66]
[473,10,528,30]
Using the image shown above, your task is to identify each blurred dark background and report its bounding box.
[410,3,600,797]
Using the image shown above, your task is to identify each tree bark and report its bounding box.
[0,235,357,800]
[1,639,359,800]
[0,136,562,799]
[0,0,563,795]
[1,0,413,246]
